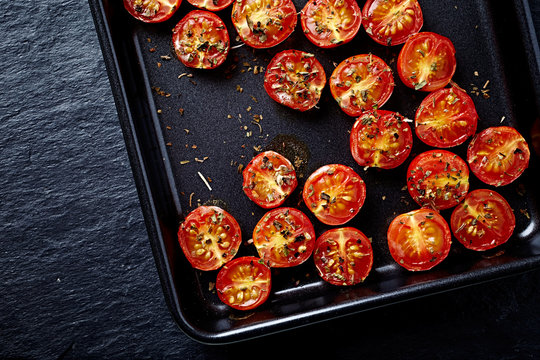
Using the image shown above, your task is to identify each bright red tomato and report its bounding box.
[362,0,423,46]
[264,50,326,112]
[177,206,242,271]
[231,0,297,49]
[216,256,271,310]
[172,11,230,69]
[300,0,362,48]
[187,0,233,11]
[303,164,366,225]
[387,208,452,271]
[407,150,469,210]
[253,208,316,267]
[242,151,298,208]
[330,54,395,117]
[397,32,456,92]
[451,189,516,251]
[415,86,478,148]
[467,126,530,187]
[124,0,181,23]
[350,110,413,169]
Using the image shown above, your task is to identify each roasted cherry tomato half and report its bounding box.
[451,189,515,251]
[253,208,316,267]
[187,0,233,11]
[313,227,373,286]
[362,0,423,46]
[264,50,326,112]
[124,0,181,23]
[231,0,297,49]
[387,208,452,271]
[467,126,530,187]
[172,11,230,69]
[330,54,394,117]
[350,110,413,169]
[415,86,478,148]
[300,0,362,48]
[303,164,366,225]
[397,32,456,92]
[407,150,469,210]
[216,256,271,310]
[177,206,242,271]
[242,151,298,208]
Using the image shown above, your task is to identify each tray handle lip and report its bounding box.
[518,0,540,107]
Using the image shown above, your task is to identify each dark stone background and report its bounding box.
[1,1,539,359]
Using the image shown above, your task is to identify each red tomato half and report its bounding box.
[172,11,230,69]
[303,164,366,225]
[300,0,362,48]
[407,150,469,210]
[415,86,478,148]
[187,0,233,11]
[253,208,316,267]
[362,0,423,46]
[124,0,181,23]
[313,227,373,286]
[451,189,516,251]
[467,126,530,187]
[397,32,456,92]
[177,206,242,271]
[330,54,394,117]
[242,151,298,208]
[387,208,452,271]
[216,256,271,310]
[350,110,413,169]
[264,50,326,111]
[231,0,297,49]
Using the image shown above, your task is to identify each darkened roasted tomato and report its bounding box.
[231,0,297,49]
[467,126,530,187]
[397,32,456,92]
[313,227,373,286]
[187,0,233,11]
[300,0,362,48]
[407,150,469,210]
[264,50,326,111]
[451,189,516,251]
[330,54,394,117]
[172,11,230,69]
[350,110,413,169]
[253,208,316,267]
[124,0,181,23]
[216,256,271,310]
[177,206,242,271]
[387,208,452,271]
[303,164,366,225]
[415,86,478,148]
[242,151,298,208]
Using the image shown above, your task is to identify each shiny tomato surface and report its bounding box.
[187,0,233,11]
[124,0,181,23]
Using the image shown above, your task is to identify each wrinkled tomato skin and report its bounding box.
[451,189,515,251]
[187,0,233,11]
[124,0,181,23]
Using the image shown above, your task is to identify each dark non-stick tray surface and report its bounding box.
[90,0,540,343]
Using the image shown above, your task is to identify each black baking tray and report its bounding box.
[89,0,540,343]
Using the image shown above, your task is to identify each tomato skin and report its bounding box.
[406,150,470,211]
[397,32,456,92]
[451,189,515,251]
[187,0,233,11]
[387,208,452,271]
[216,256,271,310]
[350,110,413,169]
[231,0,297,49]
[303,164,366,226]
[253,208,316,267]
[362,0,423,46]
[264,50,327,112]
[300,0,362,48]
[415,86,478,148]
[313,227,373,286]
[467,126,530,187]
[177,206,242,271]
[330,54,394,117]
[124,0,181,23]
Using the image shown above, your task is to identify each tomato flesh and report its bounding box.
[187,0,233,11]
[124,0,181,23]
